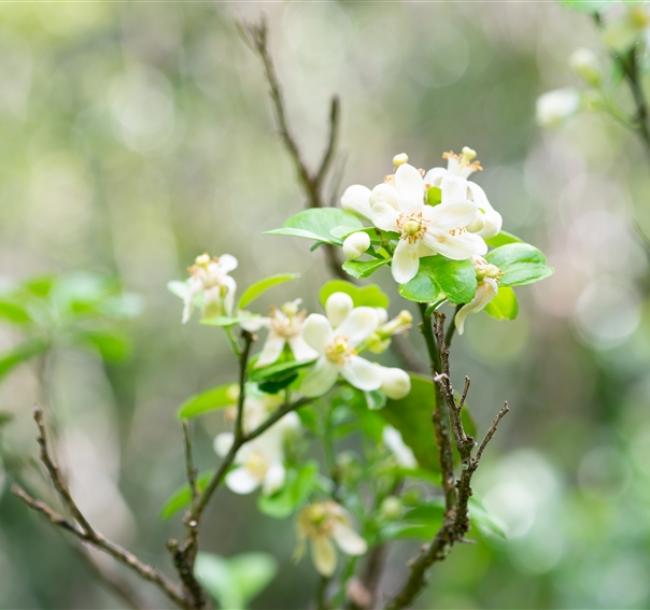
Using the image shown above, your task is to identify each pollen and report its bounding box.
[324,336,355,365]
[396,211,427,243]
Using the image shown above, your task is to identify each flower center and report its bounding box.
[324,336,355,365]
[396,211,427,244]
[270,308,305,339]
[245,450,269,480]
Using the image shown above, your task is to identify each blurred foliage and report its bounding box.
[0,2,649,609]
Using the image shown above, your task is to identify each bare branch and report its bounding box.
[17,408,190,610]
[475,401,510,464]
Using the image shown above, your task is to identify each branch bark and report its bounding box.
[12,407,190,610]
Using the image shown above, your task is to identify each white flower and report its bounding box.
[214,409,299,495]
[454,256,501,335]
[377,366,411,399]
[343,162,486,284]
[247,299,318,368]
[423,147,503,239]
[174,253,238,324]
[569,48,601,86]
[342,232,371,260]
[296,501,367,576]
[300,293,385,397]
[382,425,417,469]
[536,88,580,127]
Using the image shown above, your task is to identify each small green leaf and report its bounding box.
[74,329,132,361]
[381,374,439,473]
[200,316,242,327]
[419,256,477,304]
[319,280,389,309]
[380,501,444,541]
[160,471,212,519]
[266,209,364,245]
[0,338,49,383]
[425,186,442,206]
[484,286,518,320]
[399,271,441,303]
[0,300,32,325]
[559,0,608,13]
[177,384,238,419]
[485,230,522,249]
[195,552,277,610]
[342,258,389,279]
[250,359,315,383]
[257,461,319,518]
[486,243,553,287]
[238,273,299,310]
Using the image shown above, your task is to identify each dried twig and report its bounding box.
[384,311,509,610]
[13,407,190,610]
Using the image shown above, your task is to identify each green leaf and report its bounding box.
[200,315,242,328]
[342,257,389,279]
[380,501,444,541]
[559,0,608,13]
[177,384,238,419]
[485,230,522,249]
[469,497,506,539]
[0,338,49,382]
[399,271,441,303]
[319,280,389,309]
[484,286,518,320]
[266,209,364,245]
[195,552,277,610]
[425,186,442,206]
[0,300,32,325]
[418,256,477,304]
[74,329,132,361]
[160,471,212,519]
[238,273,299,309]
[380,374,439,473]
[257,461,319,518]
[250,359,314,382]
[486,243,553,287]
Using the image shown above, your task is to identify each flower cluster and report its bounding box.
[341,149,501,284]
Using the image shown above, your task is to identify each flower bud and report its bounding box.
[380,496,403,520]
[380,367,411,399]
[342,232,371,260]
[536,88,580,127]
[570,48,601,86]
[325,292,354,328]
[392,152,409,167]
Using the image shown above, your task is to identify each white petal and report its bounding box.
[221,276,237,315]
[423,167,446,187]
[369,198,400,232]
[455,278,499,335]
[326,292,354,328]
[341,184,372,218]
[302,314,333,353]
[301,358,339,397]
[426,200,477,230]
[311,536,337,577]
[426,231,487,261]
[370,183,400,209]
[440,175,469,205]
[391,239,421,284]
[379,367,412,400]
[225,467,260,494]
[394,163,425,211]
[255,333,286,367]
[239,313,269,332]
[262,462,286,495]
[218,254,238,273]
[383,426,417,468]
[214,432,234,457]
[335,308,380,346]
[341,356,382,391]
[288,334,318,362]
[332,523,367,556]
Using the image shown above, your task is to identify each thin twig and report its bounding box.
[14,409,190,610]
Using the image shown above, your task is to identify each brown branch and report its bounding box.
[14,409,190,609]
[385,313,509,610]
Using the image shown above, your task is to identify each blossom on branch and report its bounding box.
[296,500,367,576]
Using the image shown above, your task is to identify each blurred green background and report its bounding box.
[1,2,649,609]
